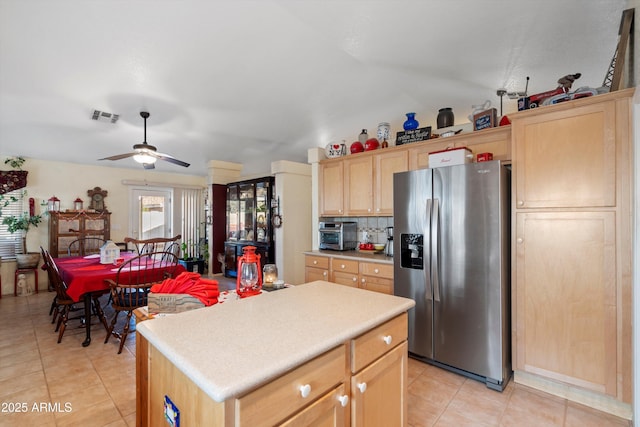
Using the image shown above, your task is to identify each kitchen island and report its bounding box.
[136,280,415,426]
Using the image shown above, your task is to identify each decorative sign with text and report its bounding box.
[473,108,497,131]
[396,126,432,145]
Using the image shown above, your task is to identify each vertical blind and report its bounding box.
[180,188,205,258]
[0,189,25,259]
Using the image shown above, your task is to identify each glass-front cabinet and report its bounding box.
[225,176,275,277]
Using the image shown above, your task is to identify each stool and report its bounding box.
[14,267,38,296]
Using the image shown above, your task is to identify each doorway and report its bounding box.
[130,188,173,240]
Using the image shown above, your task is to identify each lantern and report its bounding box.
[236,246,262,298]
[47,196,60,212]
[73,197,83,211]
[262,264,278,287]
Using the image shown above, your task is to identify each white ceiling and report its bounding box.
[0,0,629,176]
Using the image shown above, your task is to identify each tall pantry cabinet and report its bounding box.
[510,88,634,412]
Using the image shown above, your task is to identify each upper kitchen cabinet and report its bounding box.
[513,99,617,208]
[319,148,408,217]
[373,150,408,215]
[511,88,634,410]
[318,128,510,217]
[408,126,511,170]
[319,160,344,216]
[344,155,374,216]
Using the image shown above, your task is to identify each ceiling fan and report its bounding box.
[99,111,190,169]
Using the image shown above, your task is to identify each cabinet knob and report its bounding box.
[323,271,327,277]
[339,209,343,213]
[383,335,392,345]
[376,208,380,212]
[340,264,345,269]
[518,200,524,206]
[338,395,349,407]
[374,268,379,274]
[313,260,317,265]
[352,276,357,282]
[517,238,523,244]
[367,208,371,212]
[357,382,367,393]
[361,278,366,283]
[299,384,311,398]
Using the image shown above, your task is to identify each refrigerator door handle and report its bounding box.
[425,198,433,303]
[432,198,441,302]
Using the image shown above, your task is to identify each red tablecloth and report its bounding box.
[55,253,186,302]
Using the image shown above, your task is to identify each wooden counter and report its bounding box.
[136,280,415,426]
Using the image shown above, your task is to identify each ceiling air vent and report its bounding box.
[91,110,119,124]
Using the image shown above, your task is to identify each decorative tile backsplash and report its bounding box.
[320,216,393,245]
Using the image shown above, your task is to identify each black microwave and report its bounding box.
[318,222,357,251]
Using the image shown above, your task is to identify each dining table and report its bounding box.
[53,252,185,347]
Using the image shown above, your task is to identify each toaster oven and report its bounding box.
[318,222,357,251]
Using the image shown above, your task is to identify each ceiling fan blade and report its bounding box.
[143,162,155,170]
[99,153,136,161]
[155,152,190,167]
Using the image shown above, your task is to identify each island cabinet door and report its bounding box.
[279,384,349,427]
[236,345,346,426]
[351,341,408,427]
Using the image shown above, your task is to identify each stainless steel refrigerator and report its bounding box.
[393,160,511,391]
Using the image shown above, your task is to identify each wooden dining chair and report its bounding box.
[104,251,181,354]
[41,246,61,320]
[42,249,108,343]
[67,237,106,257]
[123,235,182,256]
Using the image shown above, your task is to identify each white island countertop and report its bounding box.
[137,280,415,403]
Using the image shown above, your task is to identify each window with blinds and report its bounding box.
[180,188,205,258]
[0,189,25,259]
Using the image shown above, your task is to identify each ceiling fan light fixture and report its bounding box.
[133,153,157,164]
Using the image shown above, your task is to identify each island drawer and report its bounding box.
[351,313,407,373]
[359,261,394,279]
[305,255,329,269]
[331,258,359,274]
[236,345,346,426]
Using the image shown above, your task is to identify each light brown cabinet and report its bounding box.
[318,127,509,217]
[373,150,408,215]
[319,149,408,217]
[359,261,393,295]
[408,126,511,170]
[511,88,633,407]
[141,312,409,426]
[306,254,393,295]
[351,341,407,426]
[236,345,347,426]
[344,155,374,215]
[330,258,359,288]
[305,255,330,282]
[513,101,615,208]
[48,211,111,258]
[319,161,344,215]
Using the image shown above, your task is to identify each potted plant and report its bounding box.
[0,157,43,268]
[179,239,208,274]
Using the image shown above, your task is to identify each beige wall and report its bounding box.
[0,157,206,296]
[271,161,312,285]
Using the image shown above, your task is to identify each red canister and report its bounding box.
[477,152,493,162]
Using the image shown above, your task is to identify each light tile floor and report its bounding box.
[0,290,632,427]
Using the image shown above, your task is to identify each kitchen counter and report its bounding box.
[304,249,393,264]
[136,280,413,404]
